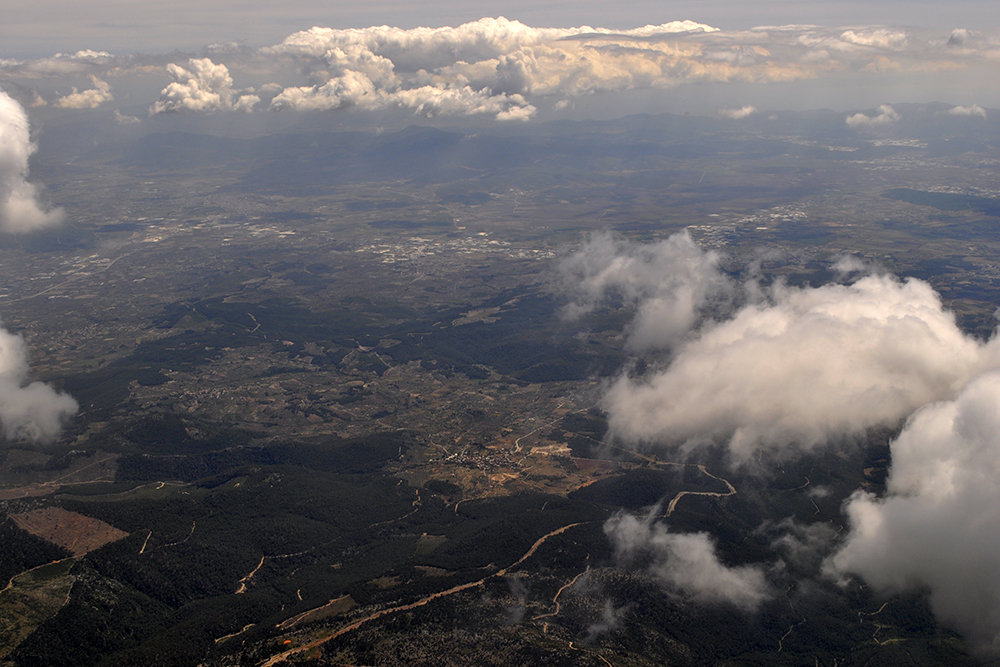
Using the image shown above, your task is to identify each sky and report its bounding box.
[3,0,1000,57]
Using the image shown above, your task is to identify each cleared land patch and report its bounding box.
[10,507,129,557]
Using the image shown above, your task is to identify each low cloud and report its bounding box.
[150,58,260,114]
[53,75,113,109]
[0,325,77,442]
[606,508,771,611]
[948,103,987,118]
[839,29,908,50]
[0,50,117,78]
[270,76,536,120]
[603,272,993,460]
[948,29,972,47]
[113,109,141,125]
[559,233,1000,461]
[719,105,757,119]
[585,599,622,640]
[846,104,900,127]
[827,371,1000,656]
[764,518,837,574]
[0,90,65,232]
[557,231,732,352]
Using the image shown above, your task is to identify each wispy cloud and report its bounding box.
[606,508,771,610]
[558,231,732,352]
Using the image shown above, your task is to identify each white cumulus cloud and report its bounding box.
[53,75,113,109]
[558,233,1000,461]
[150,58,260,114]
[948,103,987,117]
[251,18,871,120]
[603,272,994,460]
[839,28,908,50]
[846,104,900,127]
[113,109,141,125]
[719,105,757,119]
[0,325,77,442]
[0,90,65,233]
[828,371,1000,657]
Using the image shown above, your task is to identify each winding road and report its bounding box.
[260,522,584,666]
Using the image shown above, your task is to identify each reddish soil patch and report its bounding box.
[10,507,129,557]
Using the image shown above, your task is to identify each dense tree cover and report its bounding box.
[0,518,72,587]
[114,428,415,481]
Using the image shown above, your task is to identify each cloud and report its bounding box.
[603,272,996,460]
[149,58,260,114]
[585,599,622,640]
[839,29,908,50]
[7,21,1000,121]
[53,75,113,109]
[262,18,717,71]
[827,371,1000,656]
[270,74,536,121]
[558,234,1000,460]
[948,103,987,117]
[0,325,77,442]
[764,518,837,573]
[606,508,771,611]
[188,20,992,120]
[948,29,972,47]
[845,104,900,127]
[0,90,65,233]
[719,105,757,119]
[113,109,141,125]
[505,575,529,624]
[0,50,117,78]
[831,254,868,276]
[557,232,732,352]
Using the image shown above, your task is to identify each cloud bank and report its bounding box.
[0,325,77,442]
[828,371,1000,656]
[6,19,1000,121]
[606,508,771,610]
[0,90,64,232]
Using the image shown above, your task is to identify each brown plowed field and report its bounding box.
[10,508,129,557]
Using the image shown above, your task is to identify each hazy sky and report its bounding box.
[4,0,999,56]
